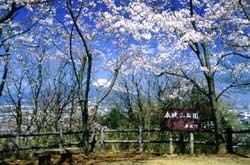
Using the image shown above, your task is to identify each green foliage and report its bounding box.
[217,102,240,129]
[104,85,241,130]
[187,88,239,129]
[101,108,130,129]
[99,85,246,154]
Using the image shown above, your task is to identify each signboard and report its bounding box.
[160,108,200,131]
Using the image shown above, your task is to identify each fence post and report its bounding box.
[138,126,143,153]
[100,126,106,152]
[226,127,233,153]
[180,133,185,154]
[169,132,174,155]
[58,120,63,148]
[190,132,194,154]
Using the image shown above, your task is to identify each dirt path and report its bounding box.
[1,151,250,165]
[84,152,250,165]
[97,155,250,165]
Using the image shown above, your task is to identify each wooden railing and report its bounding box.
[99,127,250,154]
[0,127,250,155]
[0,130,84,153]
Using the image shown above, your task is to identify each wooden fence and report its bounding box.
[100,127,250,154]
[0,127,250,155]
[0,128,91,154]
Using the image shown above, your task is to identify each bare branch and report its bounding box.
[66,0,92,104]
[0,1,53,23]
[216,82,250,101]
[233,52,250,59]
[216,52,250,69]
[239,0,250,21]
[156,69,208,96]
[0,21,38,47]
[180,69,208,96]
[0,53,10,57]
[91,67,121,124]
[0,2,23,23]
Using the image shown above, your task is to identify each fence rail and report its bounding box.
[99,127,250,154]
[0,127,250,155]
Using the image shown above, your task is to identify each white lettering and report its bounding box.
[193,113,199,119]
[164,112,171,118]
[186,113,191,118]
[179,113,185,118]
[171,112,178,118]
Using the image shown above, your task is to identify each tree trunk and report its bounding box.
[206,76,226,154]
[199,41,226,154]
[16,106,22,134]
[81,99,89,152]
[209,95,226,153]
[0,47,9,97]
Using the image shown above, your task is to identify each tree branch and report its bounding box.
[0,1,53,23]
[0,21,38,47]
[216,82,250,101]
[157,69,208,96]
[180,69,208,96]
[239,0,250,21]
[216,52,250,68]
[91,66,121,124]
[0,2,23,23]
[66,0,92,105]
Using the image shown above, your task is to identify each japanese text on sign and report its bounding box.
[164,111,199,119]
[161,108,200,131]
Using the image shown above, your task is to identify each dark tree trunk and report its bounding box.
[206,74,226,153]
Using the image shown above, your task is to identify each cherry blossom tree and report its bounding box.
[5,58,27,134]
[40,0,128,152]
[100,0,250,153]
[0,0,54,96]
